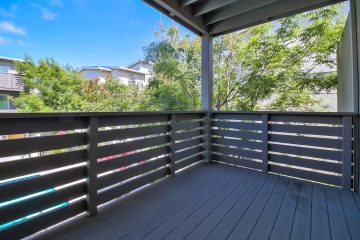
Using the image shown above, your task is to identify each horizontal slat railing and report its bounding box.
[211,111,354,189]
[0,110,354,239]
[0,111,205,239]
[0,73,23,91]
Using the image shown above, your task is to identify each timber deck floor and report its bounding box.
[41,163,360,240]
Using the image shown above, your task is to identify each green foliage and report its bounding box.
[11,55,83,112]
[11,56,141,112]
[80,77,142,112]
[142,24,201,110]
[144,4,345,111]
[12,5,345,113]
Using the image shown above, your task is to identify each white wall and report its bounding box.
[111,69,145,85]
[80,69,111,80]
[337,14,355,112]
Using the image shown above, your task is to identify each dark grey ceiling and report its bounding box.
[143,0,346,36]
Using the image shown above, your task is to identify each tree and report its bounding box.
[10,55,83,112]
[11,56,142,112]
[143,4,345,111]
[80,77,142,112]
[141,24,201,110]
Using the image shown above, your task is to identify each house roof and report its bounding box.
[79,66,146,75]
[143,0,345,36]
[127,59,154,69]
[0,56,24,62]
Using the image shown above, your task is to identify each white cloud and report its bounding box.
[31,4,58,21]
[0,21,26,35]
[50,0,62,7]
[0,36,12,44]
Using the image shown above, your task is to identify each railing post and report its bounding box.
[86,116,98,217]
[169,114,176,177]
[203,111,212,163]
[342,115,353,191]
[261,113,269,173]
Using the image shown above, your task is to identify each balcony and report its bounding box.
[0,73,24,92]
[0,111,359,239]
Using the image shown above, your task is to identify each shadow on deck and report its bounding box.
[40,163,360,240]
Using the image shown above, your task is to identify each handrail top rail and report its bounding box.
[212,110,357,116]
[0,110,207,119]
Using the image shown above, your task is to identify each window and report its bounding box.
[0,66,10,73]
[0,95,9,110]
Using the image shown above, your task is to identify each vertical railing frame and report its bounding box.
[86,116,99,217]
[201,34,213,163]
[261,113,269,173]
[169,113,176,177]
[342,115,353,190]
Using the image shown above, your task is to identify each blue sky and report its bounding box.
[0,0,193,68]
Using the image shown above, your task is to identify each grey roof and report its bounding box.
[143,0,345,36]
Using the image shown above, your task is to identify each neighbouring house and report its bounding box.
[0,56,24,113]
[79,60,153,86]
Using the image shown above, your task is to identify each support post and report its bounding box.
[86,116,98,217]
[169,113,176,177]
[350,0,360,192]
[342,116,353,191]
[261,114,269,173]
[201,34,213,163]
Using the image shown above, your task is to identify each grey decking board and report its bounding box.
[353,192,360,211]
[338,190,360,239]
[183,170,260,240]
[91,166,229,240]
[40,164,360,240]
[310,184,331,240]
[50,163,217,240]
[247,177,290,240]
[128,167,247,240]
[269,179,300,240]
[206,174,270,240]
[97,166,236,240]
[227,175,280,240]
[290,181,312,240]
[141,170,253,240]
[325,186,352,240]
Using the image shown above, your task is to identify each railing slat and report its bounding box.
[212,145,262,160]
[98,124,169,143]
[0,166,87,203]
[0,132,87,158]
[269,143,342,161]
[98,168,168,205]
[0,117,88,135]
[98,146,169,174]
[0,182,86,226]
[212,153,261,170]
[0,200,86,240]
[174,146,203,162]
[98,135,170,159]
[212,129,262,140]
[98,157,168,190]
[269,134,342,149]
[0,149,87,181]
[212,137,262,150]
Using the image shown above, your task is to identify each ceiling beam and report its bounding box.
[180,0,200,7]
[205,0,280,25]
[143,0,208,35]
[193,0,236,17]
[209,0,345,36]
